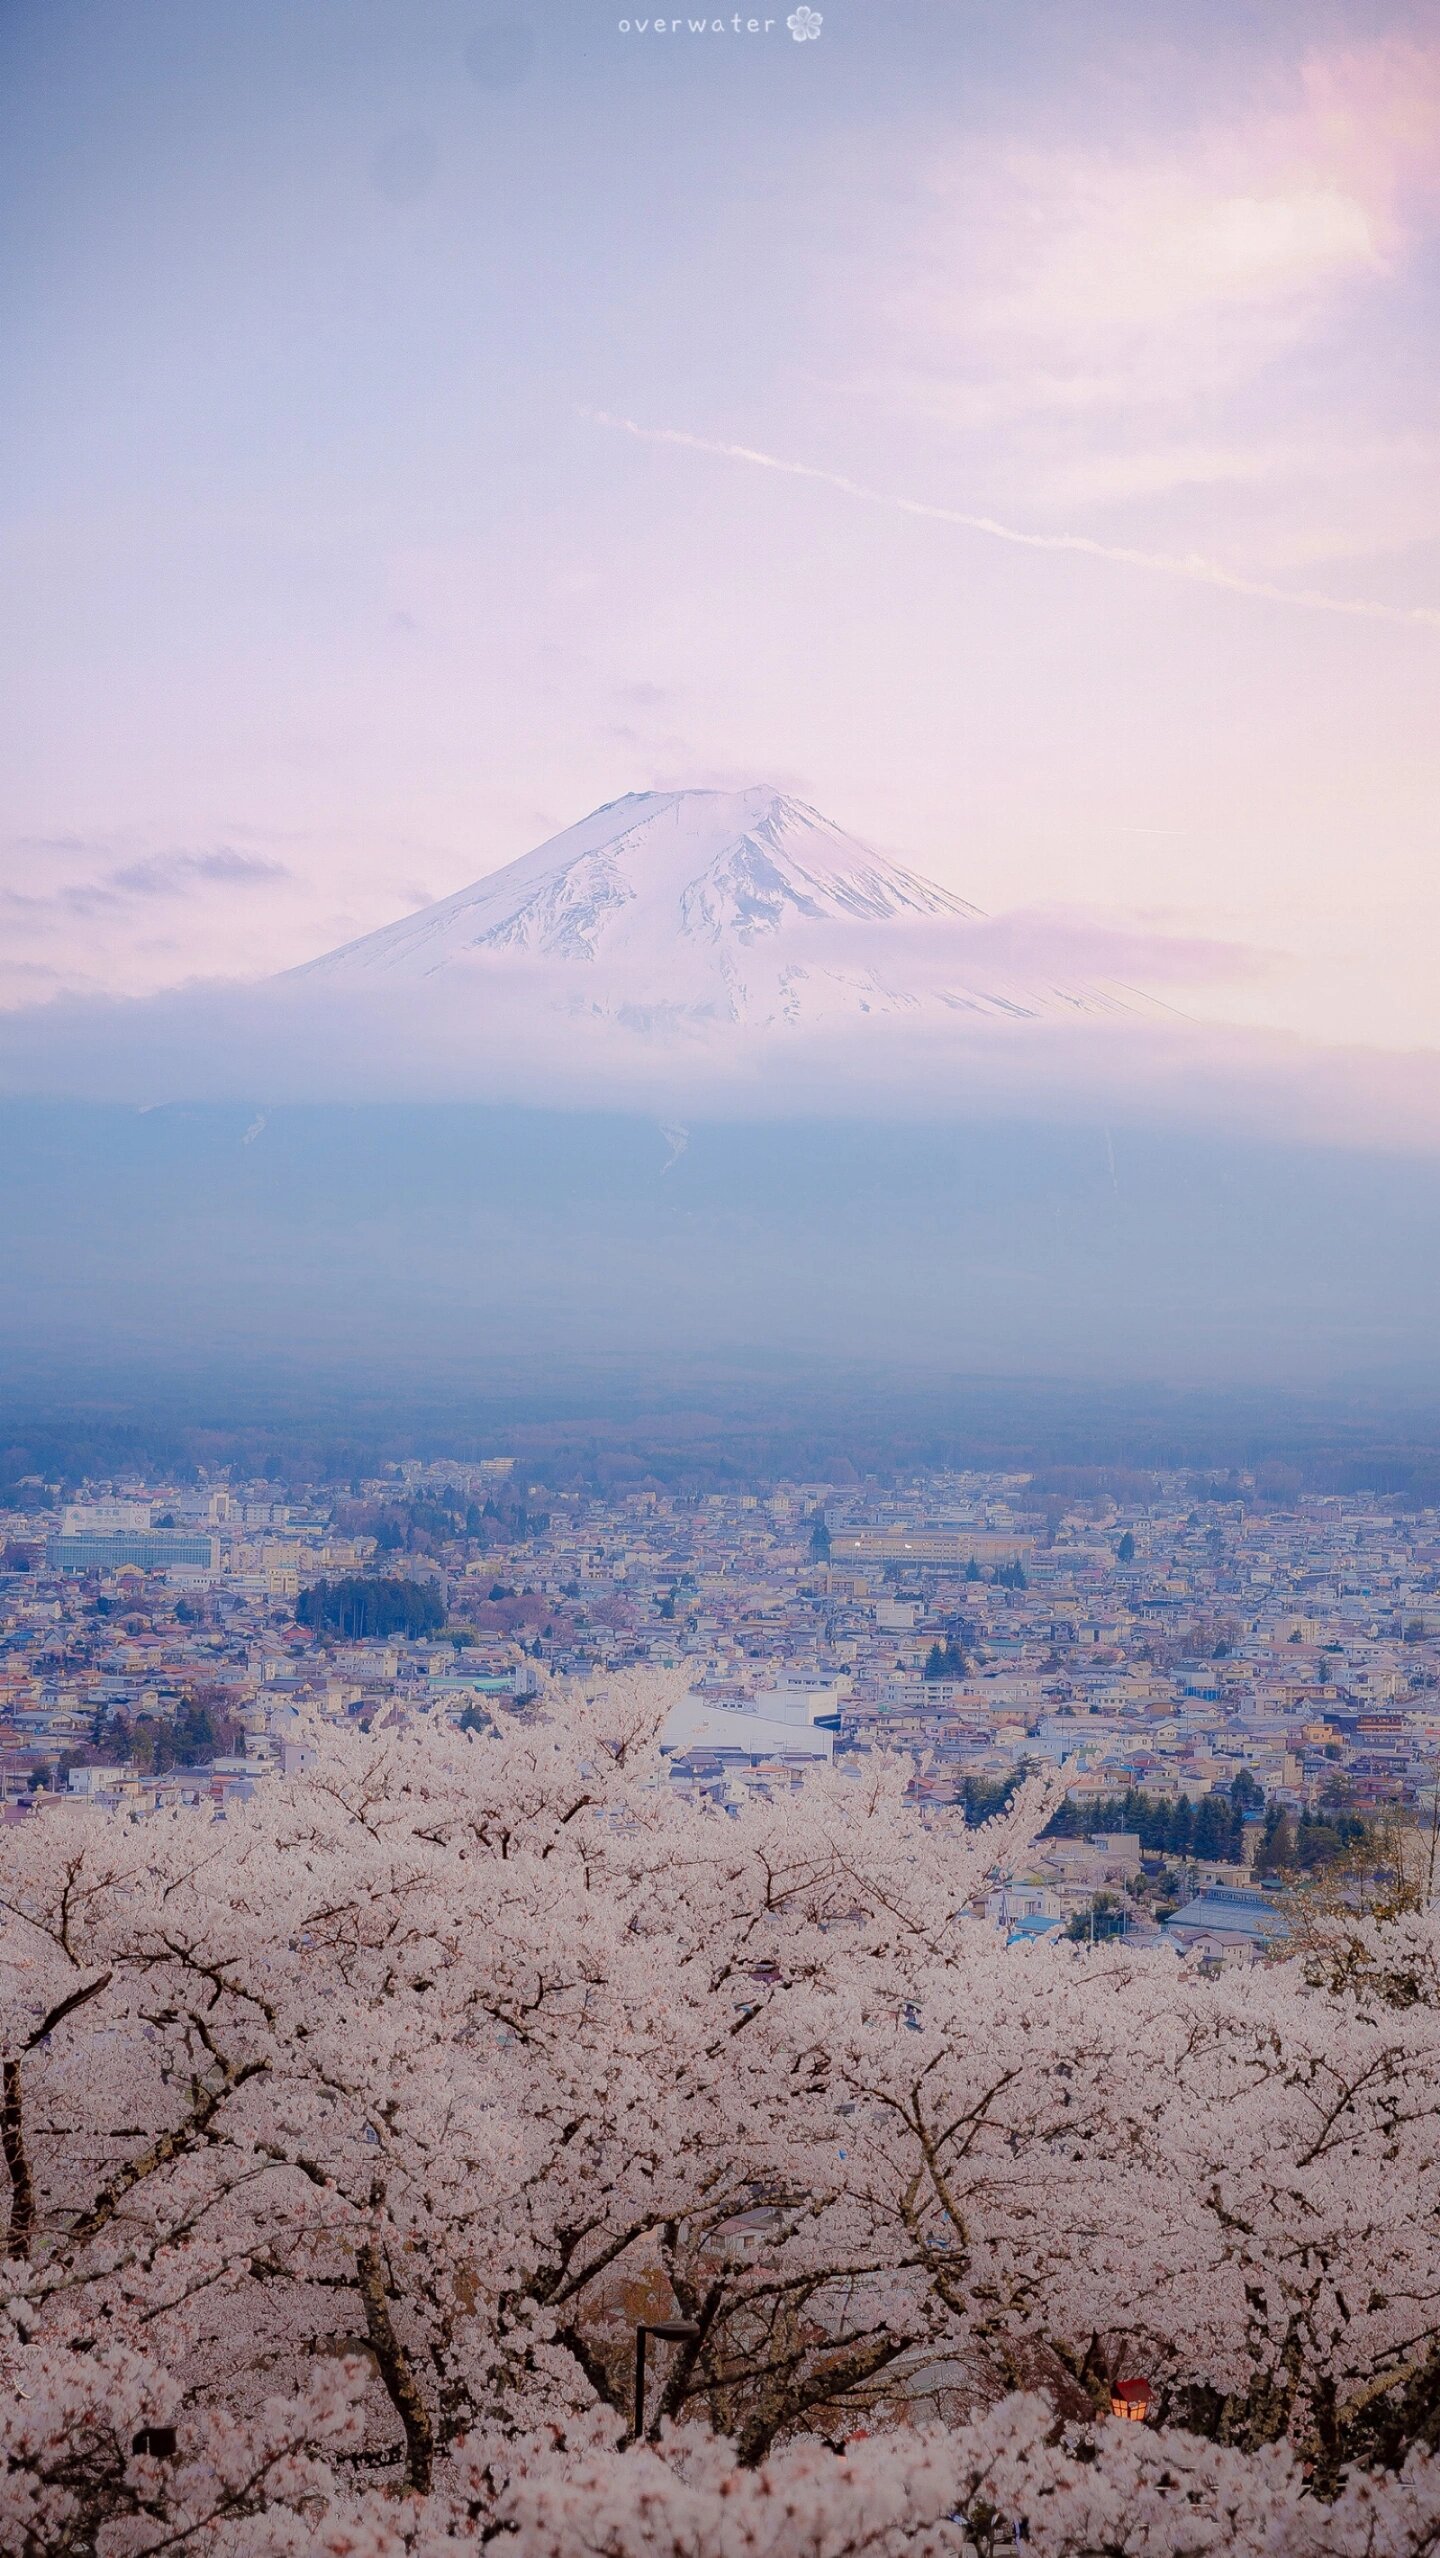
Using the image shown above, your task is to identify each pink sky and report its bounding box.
[1,0,1437,1063]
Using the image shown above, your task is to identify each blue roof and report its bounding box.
[1166,1893,1289,1940]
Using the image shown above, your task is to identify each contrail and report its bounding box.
[586,410,1440,631]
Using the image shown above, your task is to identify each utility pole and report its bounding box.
[632,2319,701,2441]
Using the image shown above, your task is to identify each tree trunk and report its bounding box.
[356,2238,434,2494]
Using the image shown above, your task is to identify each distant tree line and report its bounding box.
[346,1488,551,1560]
[88,1690,243,1778]
[954,1772,1027,1826]
[15,1402,1440,1510]
[960,1556,1027,1586]
[1040,1779,1378,1877]
[1254,1803,1369,1876]
[1045,1782,1254,1863]
[296,1575,444,1639]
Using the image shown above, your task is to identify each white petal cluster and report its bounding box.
[2,1670,1439,2552]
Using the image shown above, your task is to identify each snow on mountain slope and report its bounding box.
[292,787,1137,1029]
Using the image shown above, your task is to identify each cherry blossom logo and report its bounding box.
[787,5,822,36]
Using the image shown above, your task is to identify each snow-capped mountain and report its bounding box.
[293,786,1132,1029]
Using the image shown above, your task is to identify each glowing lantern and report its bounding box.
[1111,2377,1151,2421]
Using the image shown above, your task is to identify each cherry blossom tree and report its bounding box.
[4,1668,1440,2552]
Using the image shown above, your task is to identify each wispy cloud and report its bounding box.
[847,908,1266,992]
[0,842,303,1007]
[1,964,1437,1160]
[587,412,1440,629]
[844,31,1440,579]
[2,845,292,920]
[903,35,1440,382]
[1007,432,1434,517]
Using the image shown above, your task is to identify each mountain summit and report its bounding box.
[294,786,1129,1029]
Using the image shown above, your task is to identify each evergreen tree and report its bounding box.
[1258,1806,1298,1874]
[296,1576,444,1639]
[959,1769,1024,1824]
[1192,1794,1234,1861]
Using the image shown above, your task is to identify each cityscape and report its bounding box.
[6,1454,1437,1962]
